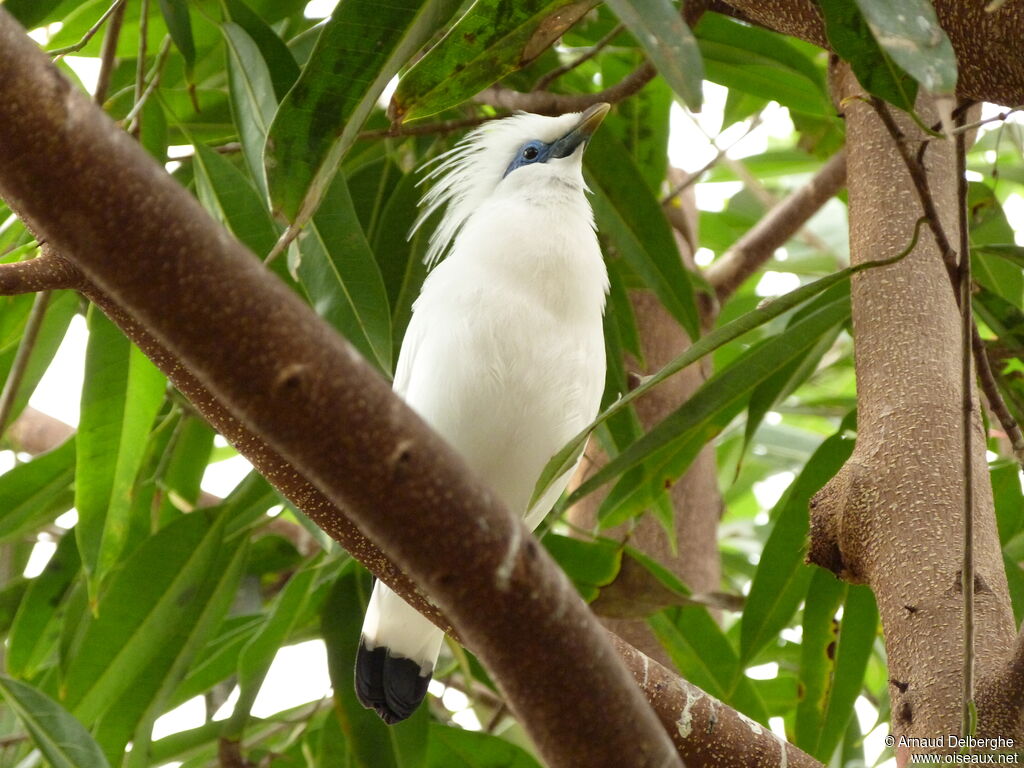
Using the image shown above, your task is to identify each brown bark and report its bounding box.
[808,64,1020,747]
[717,0,1024,106]
[608,634,822,768]
[6,406,75,454]
[0,14,683,766]
[0,248,818,768]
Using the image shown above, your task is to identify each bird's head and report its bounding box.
[413,103,610,267]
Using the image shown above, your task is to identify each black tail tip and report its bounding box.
[355,639,432,724]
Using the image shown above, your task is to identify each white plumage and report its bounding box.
[356,104,611,724]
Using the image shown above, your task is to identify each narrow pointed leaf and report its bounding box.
[223,22,277,198]
[532,261,881,508]
[816,585,879,761]
[75,307,166,599]
[192,142,280,257]
[604,0,702,109]
[568,292,851,505]
[426,723,544,767]
[853,0,957,94]
[794,570,846,754]
[818,0,918,112]
[649,606,769,724]
[223,0,300,100]
[62,511,224,725]
[0,676,111,768]
[0,436,75,542]
[586,129,700,338]
[298,173,393,373]
[265,0,461,223]
[7,532,81,678]
[391,0,600,122]
[158,0,196,75]
[740,428,854,663]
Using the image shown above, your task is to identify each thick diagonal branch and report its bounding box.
[0,13,682,767]
[0,252,821,766]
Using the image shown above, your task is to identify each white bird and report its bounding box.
[355,103,611,724]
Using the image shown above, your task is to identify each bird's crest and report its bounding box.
[411,111,590,268]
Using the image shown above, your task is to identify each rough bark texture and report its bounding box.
[608,634,823,768]
[0,14,682,767]
[717,0,1024,106]
[808,64,1020,747]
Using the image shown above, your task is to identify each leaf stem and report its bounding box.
[0,291,52,440]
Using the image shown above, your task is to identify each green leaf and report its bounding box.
[853,0,957,94]
[236,556,323,691]
[158,0,197,75]
[740,428,855,663]
[818,0,918,112]
[223,21,277,198]
[992,460,1024,547]
[61,510,226,726]
[542,535,622,601]
[7,532,81,678]
[794,569,846,754]
[586,129,700,339]
[649,606,769,724]
[266,0,461,223]
[75,306,167,600]
[322,565,429,768]
[2,0,67,29]
[604,0,702,109]
[107,530,248,766]
[426,723,544,767]
[740,317,842,468]
[192,142,280,258]
[0,437,75,542]
[567,290,851,506]
[393,0,600,121]
[816,585,878,761]
[0,290,77,427]
[223,0,300,100]
[0,676,111,768]
[532,260,881,509]
[297,173,393,373]
[696,14,829,116]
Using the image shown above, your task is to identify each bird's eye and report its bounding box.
[523,145,539,160]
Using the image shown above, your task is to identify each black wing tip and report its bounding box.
[355,639,432,725]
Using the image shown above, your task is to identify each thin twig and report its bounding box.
[956,108,977,739]
[660,114,763,205]
[93,0,126,106]
[132,0,149,138]
[0,291,52,440]
[358,114,499,140]
[532,23,625,92]
[48,0,127,58]
[475,62,656,116]
[949,106,1023,136]
[125,36,172,133]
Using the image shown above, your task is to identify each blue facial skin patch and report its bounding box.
[502,130,590,178]
[503,140,552,178]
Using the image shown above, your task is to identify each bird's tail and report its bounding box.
[355,580,444,724]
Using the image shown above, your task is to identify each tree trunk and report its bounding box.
[808,64,1020,750]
